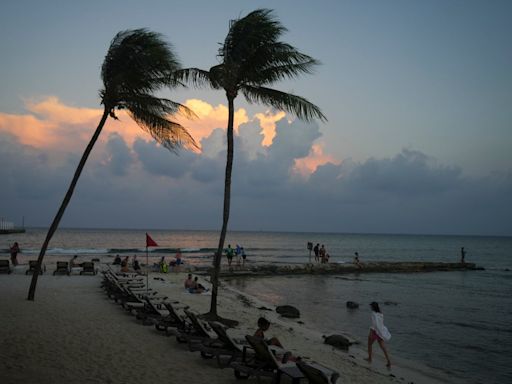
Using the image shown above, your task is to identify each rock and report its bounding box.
[346,301,359,309]
[323,334,352,350]
[276,305,300,318]
[258,306,273,311]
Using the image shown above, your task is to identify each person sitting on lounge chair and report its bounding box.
[254,317,298,362]
[113,254,122,265]
[69,255,82,274]
[254,317,283,348]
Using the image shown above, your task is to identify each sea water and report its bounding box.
[1,228,511,383]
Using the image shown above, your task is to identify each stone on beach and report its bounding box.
[276,304,301,318]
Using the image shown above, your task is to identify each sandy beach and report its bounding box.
[0,262,461,384]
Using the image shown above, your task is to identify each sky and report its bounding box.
[0,0,511,236]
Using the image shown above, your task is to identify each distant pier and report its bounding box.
[0,218,25,234]
[0,228,26,235]
[214,261,483,278]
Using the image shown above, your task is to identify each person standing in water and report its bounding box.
[460,247,466,264]
[366,301,392,368]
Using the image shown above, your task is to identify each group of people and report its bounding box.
[225,244,246,268]
[157,249,183,273]
[311,243,330,263]
[183,273,207,294]
[112,254,141,273]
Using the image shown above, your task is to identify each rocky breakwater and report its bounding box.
[218,261,482,277]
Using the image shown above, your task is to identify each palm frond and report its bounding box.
[241,85,327,122]
[101,29,180,108]
[128,106,198,152]
[121,93,197,120]
[173,68,217,89]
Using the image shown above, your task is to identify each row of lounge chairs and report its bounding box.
[101,268,340,383]
[0,260,97,275]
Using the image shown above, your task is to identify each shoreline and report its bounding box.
[0,262,466,384]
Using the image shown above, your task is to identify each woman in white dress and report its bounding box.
[366,301,392,367]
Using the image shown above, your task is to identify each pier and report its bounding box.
[214,261,482,278]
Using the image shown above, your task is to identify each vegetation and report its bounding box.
[177,9,326,319]
[28,29,196,300]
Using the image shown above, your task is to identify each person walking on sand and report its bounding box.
[460,247,466,264]
[10,242,20,266]
[366,301,391,368]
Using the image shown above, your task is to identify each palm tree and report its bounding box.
[178,9,326,319]
[27,29,196,300]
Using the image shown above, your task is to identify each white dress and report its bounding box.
[371,312,391,341]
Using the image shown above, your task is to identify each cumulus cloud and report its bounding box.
[1,97,510,235]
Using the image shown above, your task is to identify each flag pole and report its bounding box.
[146,244,149,295]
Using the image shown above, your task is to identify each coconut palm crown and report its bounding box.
[178,9,326,319]
[28,29,196,300]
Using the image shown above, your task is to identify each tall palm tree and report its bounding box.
[27,29,196,300]
[178,9,326,319]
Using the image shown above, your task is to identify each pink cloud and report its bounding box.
[293,144,342,177]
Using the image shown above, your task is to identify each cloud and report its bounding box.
[1,97,510,235]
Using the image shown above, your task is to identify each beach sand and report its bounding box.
[0,263,459,384]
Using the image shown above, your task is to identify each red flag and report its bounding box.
[146,233,158,247]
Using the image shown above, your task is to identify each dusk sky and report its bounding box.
[1,0,511,236]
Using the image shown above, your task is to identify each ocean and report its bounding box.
[1,228,511,384]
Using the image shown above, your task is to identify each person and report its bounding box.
[254,317,298,362]
[354,252,362,268]
[319,244,327,263]
[241,247,247,267]
[235,244,242,267]
[70,255,80,268]
[193,277,206,292]
[174,248,183,272]
[225,244,234,267]
[113,254,121,265]
[159,256,168,273]
[69,255,82,274]
[10,242,20,266]
[366,302,391,368]
[132,255,141,273]
[313,243,320,262]
[120,256,130,273]
[184,273,194,289]
[254,317,284,348]
[460,247,466,264]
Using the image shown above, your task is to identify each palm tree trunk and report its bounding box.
[209,95,235,316]
[27,108,110,301]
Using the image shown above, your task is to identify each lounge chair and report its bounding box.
[175,310,215,346]
[199,321,251,367]
[80,262,97,275]
[0,260,12,274]
[155,302,190,333]
[230,335,304,383]
[26,260,43,275]
[53,261,70,275]
[296,360,340,384]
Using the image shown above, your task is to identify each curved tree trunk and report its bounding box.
[208,95,235,317]
[27,109,110,301]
